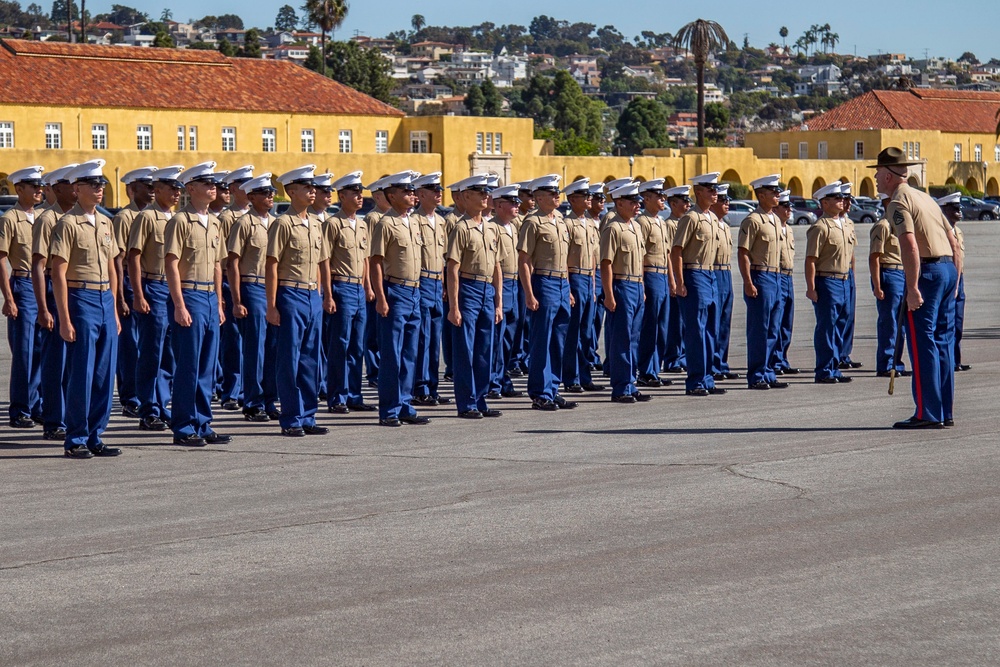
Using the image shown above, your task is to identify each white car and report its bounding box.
[724,199,756,226]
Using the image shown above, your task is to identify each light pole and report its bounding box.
[628,156,634,178]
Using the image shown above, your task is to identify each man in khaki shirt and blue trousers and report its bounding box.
[49,160,122,458]
[266,165,331,437]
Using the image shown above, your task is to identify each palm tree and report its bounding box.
[779,26,788,50]
[303,0,348,75]
[411,14,425,34]
[672,19,729,147]
[826,31,839,54]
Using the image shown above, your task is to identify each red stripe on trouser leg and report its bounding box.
[907,309,923,419]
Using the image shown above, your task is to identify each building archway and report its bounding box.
[859,177,875,198]
[945,177,956,185]
[811,177,826,196]
[988,177,999,196]
[0,173,9,195]
[965,177,980,194]
[838,176,851,187]
[633,175,646,183]
[572,175,587,183]
[721,169,741,184]
[787,176,803,197]
[603,175,617,184]
[664,176,677,188]
[908,176,921,188]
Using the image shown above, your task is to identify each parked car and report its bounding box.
[788,197,820,225]
[0,194,16,214]
[846,198,883,224]
[723,199,755,227]
[959,196,999,220]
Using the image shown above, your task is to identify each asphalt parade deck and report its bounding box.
[3,222,998,665]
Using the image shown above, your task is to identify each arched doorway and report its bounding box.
[907,176,921,188]
[721,169,741,184]
[633,175,646,183]
[664,176,677,188]
[859,177,875,198]
[572,175,587,183]
[787,176,803,197]
[988,177,999,196]
[603,175,617,184]
[811,177,827,196]
[965,177,980,194]
[945,177,956,185]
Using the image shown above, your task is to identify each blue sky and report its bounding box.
[122,0,998,62]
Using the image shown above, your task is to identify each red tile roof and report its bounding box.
[0,41,403,117]
[802,89,1000,133]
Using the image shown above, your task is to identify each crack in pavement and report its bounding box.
[723,463,812,501]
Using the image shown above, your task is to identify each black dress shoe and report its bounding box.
[379,418,402,427]
[266,409,282,420]
[347,402,377,412]
[121,405,140,418]
[303,425,329,435]
[64,445,94,459]
[507,367,523,378]
[43,428,66,440]
[31,415,44,425]
[564,384,584,393]
[775,368,785,376]
[220,399,240,411]
[486,390,503,399]
[413,395,438,406]
[685,388,709,396]
[611,395,636,404]
[434,395,452,405]
[501,389,524,398]
[367,379,379,388]
[204,431,232,444]
[944,418,955,427]
[893,417,944,429]
[876,371,893,377]
[9,416,35,429]
[139,415,167,431]
[637,375,662,387]
[174,433,206,446]
[318,390,328,401]
[848,361,863,369]
[482,408,502,417]
[329,404,351,414]
[768,381,789,389]
[749,381,770,390]
[582,382,605,391]
[442,373,454,382]
[724,372,742,380]
[815,377,839,384]
[459,409,483,419]
[399,415,430,425]
[243,408,271,422]
[836,376,853,383]
[553,395,578,409]
[89,445,122,457]
[708,387,727,395]
[531,398,559,411]
[281,427,306,437]
[713,373,727,381]
[634,392,652,402]
[956,364,972,372]
[782,367,801,374]
[592,362,603,371]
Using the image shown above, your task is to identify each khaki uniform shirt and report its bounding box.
[673,206,721,267]
[565,210,599,271]
[887,184,954,258]
[323,210,369,279]
[779,223,795,271]
[446,216,505,278]
[49,204,117,284]
[600,214,644,277]
[495,219,519,277]
[163,207,224,285]
[953,225,965,263]
[517,210,569,273]
[443,209,463,242]
[228,210,274,278]
[363,208,386,237]
[414,210,447,274]
[128,205,174,276]
[370,211,422,283]
[218,206,250,271]
[663,216,680,248]
[267,209,328,284]
[869,218,903,266]
[31,204,71,262]
[0,203,38,272]
[112,202,143,258]
[714,218,733,266]
[806,216,856,274]
[637,212,670,269]
[738,209,783,269]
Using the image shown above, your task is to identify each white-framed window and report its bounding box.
[798,141,808,159]
[902,141,909,158]
[778,142,789,159]
[817,141,828,160]
[92,123,107,150]
[974,143,982,162]
[301,128,315,153]
[188,126,198,151]
[494,132,502,154]
[485,132,493,154]
[854,141,864,160]
[222,127,236,152]
[913,142,920,159]
[995,145,1000,162]
[0,121,12,148]
[476,132,483,153]
[954,143,962,162]
[262,127,276,152]
[375,129,388,154]
[178,125,186,150]
[45,122,61,149]
[339,129,352,153]
[411,130,429,153]
[136,124,152,151]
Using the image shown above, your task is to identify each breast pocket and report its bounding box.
[337,234,356,250]
[15,225,32,247]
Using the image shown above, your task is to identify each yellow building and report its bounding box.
[3,42,998,206]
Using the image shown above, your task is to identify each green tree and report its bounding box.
[480,79,503,116]
[616,97,671,154]
[671,18,729,147]
[49,0,78,25]
[96,3,147,25]
[215,13,243,30]
[275,4,298,31]
[158,7,170,22]
[302,0,347,76]
[958,51,978,65]
[410,13,424,33]
[239,27,262,58]
[187,40,217,50]
[779,26,788,49]
[303,43,323,72]
[325,40,396,105]
[465,84,485,116]
[217,36,236,56]
[151,29,173,47]
[704,102,729,141]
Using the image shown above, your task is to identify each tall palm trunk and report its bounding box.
[696,62,705,147]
